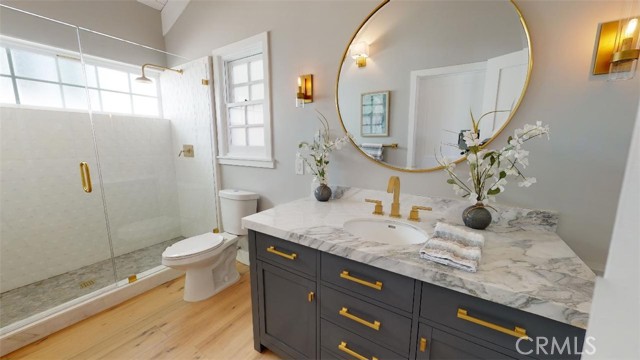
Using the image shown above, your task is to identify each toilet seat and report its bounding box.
[162,233,224,260]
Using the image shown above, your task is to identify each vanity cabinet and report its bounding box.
[249,230,586,360]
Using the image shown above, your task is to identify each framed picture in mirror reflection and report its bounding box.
[361,91,389,137]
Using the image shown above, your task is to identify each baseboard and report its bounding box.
[0,266,182,356]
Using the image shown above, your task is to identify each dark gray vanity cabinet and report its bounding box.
[249,230,586,360]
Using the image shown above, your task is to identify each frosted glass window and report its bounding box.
[58,57,85,86]
[132,95,159,116]
[250,60,263,81]
[88,89,101,111]
[130,74,157,96]
[230,128,246,146]
[97,67,129,92]
[250,84,264,101]
[248,127,264,146]
[63,86,88,110]
[16,79,62,107]
[247,104,263,124]
[0,76,16,104]
[229,107,244,125]
[101,90,131,113]
[231,63,248,84]
[233,86,249,103]
[85,65,98,88]
[12,49,58,81]
[0,48,10,75]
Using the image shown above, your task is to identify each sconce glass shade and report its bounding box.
[296,74,313,108]
[350,41,369,67]
[609,16,640,80]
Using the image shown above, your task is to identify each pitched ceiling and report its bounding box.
[137,0,168,11]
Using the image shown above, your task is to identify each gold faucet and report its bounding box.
[387,176,401,218]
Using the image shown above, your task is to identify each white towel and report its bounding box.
[361,143,383,161]
[419,222,485,272]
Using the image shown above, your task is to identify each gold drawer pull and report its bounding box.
[266,246,297,260]
[419,337,428,352]
[339,307,381,331]
[338,341,378,360]
[340,270,383,291]
[457,308,528,339]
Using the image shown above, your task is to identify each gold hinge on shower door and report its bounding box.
[202,79,209,85]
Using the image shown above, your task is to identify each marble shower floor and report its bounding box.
[0,237,183,328]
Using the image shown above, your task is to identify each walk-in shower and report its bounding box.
[0,4,220,335]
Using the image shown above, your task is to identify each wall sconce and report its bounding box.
[593,16,640,80]
[296,74,313,108]
[350,41,369,68]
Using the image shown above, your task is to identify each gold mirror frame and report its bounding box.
[335,0,533,173]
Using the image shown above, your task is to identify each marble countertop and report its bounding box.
[242,188,595,329]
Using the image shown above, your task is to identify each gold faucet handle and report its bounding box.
[408,205,432,222]
[365,198,384,215]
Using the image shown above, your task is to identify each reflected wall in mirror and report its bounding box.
[337,0,531,172]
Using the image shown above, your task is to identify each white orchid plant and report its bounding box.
[297,111,352,185]
[438,111,550,205]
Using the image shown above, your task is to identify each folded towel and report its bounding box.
[419,222,485,272]
[361,143,383,161]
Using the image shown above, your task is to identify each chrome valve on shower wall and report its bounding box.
[179,145,194,158]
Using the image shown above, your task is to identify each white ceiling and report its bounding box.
[137,0,168,11]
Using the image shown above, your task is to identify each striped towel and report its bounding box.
[360,143,384,161]
[419,222,485,272]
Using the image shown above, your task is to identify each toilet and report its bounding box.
[162,189,259,302]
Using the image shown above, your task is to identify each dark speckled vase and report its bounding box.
[462,202,492,230]
[314,184,332,202]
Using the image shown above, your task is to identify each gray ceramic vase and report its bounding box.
[314,184,332,202]
[462,202,492,230]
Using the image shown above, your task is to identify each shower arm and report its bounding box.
[141,64,183,78]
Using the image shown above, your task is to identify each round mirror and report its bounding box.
[336,0,531,172]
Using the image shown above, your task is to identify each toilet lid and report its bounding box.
[162,233,224,259]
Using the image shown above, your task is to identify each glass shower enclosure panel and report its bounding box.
[0,7,115,330]
[77,29,220,283]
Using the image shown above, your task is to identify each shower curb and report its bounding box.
[0,266,182,356]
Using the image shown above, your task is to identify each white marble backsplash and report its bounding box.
[243,188,595,329]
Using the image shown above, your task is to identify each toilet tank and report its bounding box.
[219,189,259,235]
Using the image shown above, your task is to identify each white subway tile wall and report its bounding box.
[161,58,218,237]
[0,107,181,292]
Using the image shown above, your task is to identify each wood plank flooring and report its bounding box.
[3,263,280,360]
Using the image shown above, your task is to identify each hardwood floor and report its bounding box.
[3,263,280,360]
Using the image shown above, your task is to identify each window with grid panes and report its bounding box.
[0,38,161,117]
[212,32,273,168]
[226,54,265,149]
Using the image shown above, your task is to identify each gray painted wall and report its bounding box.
[165,0,639,272]
[0,0,167,65]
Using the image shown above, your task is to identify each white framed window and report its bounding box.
[0,37,162,117]
[212,32,274,168]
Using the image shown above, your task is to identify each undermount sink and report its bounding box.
[343,218,428,245]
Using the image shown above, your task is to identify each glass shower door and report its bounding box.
[0,6,116,330]
[77,29,221,283]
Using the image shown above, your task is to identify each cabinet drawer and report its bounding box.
[256,232,316,276]
[420,282,585,359]
[321,319,407,360]
[320,286,412,355]
[321,253,415,312]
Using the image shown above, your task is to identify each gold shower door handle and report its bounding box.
[79,162,92,193]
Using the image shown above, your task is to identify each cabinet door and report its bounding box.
[416,324,516,360]
[258,261,316,359]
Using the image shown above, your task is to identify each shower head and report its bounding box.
[135,63,183,83]
[135,74,153,84]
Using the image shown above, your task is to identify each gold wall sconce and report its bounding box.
[296,74,313,108]
[350,41,369,68]
[593,16,640,80]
